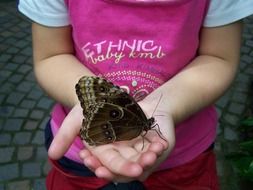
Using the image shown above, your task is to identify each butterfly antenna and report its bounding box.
[151,92,163,117]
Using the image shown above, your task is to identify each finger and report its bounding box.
[147,142,165,156]
[138,151,157,169]
[48,105,82,160]
[84,155,103,171]
[79,149,92,159]
[146,132,169,149]
[95,166,114,180]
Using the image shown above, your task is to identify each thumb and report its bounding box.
[48,104,83,160]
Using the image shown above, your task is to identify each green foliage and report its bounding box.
[226,116,253,182]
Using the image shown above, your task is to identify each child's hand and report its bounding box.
[80,109,175,182]
[48,97,175,183]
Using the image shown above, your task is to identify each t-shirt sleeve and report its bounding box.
[18,0,69,27]
[204,0,253,27]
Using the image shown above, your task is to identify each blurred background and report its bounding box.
[0,1,253,189]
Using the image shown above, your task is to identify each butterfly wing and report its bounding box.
[80,102,146,145]
[76,76,153,146]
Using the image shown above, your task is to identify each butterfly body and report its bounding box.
[75,76,155,146]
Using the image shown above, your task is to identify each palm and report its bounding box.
[49,101,175,182]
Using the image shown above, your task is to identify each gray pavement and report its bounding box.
[0,1,253,190]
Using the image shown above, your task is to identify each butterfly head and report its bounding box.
[145,117,155,130]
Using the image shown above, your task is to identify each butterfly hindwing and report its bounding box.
[76,76,154,146]
[80,103,146,145]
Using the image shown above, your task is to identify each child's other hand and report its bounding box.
[80,110,175,182]
[48,104,83,160]
[79,96,176,182]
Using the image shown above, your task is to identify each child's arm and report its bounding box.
[143,21,242,124]
[32,23,94,107]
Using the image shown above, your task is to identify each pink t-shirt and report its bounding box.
[51,0,218,169]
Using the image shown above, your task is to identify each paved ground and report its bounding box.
[0,1,253,190]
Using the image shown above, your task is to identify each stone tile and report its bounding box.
[25,72,36,82]
[0,82,16,94]
[236,74,250,83]
[22,162,41,178]
[17,146,34,161]
[0,163,19,181]
[7,180,31,190]
[13,108,29,118]
[29,110,45,120]
[20,99,36,109]
[0,70,12,79]
[13,40,28,48]
[245,67,253,75]
[1,31,12,38]
[17,81,35,93]
[24,120,39,130]
[13,132,32,145]
[37,97,53,110]
[228,102,245,115]
[0,119,4,131]
[239,60,248,71]
[9,74,24,84]
[216,159,224,177]
[0,106,14,118]
[0,147,15,163]
[6,92,25,105]
[3,119,23,131]
[12,55,27,64]
[240,54,253,64]
[245,40,253,47]
[0,133,12,146]
[216,125,223,136]
[216,97,229,109]
[17,64,32,74]
[33,178,46,190]
[43,161,51,176]
[4,62,19,71]
[32,131,45,145]
[240,46,251,54]
[6,46,19,54]
[234,81,250,93]
[36,147,47,160]
[231,91,248,103]
[0,53,11,62]
[215,107,222,118]
[3,37,18,46]
[224,127,239,141]
[20,46,32,56]
[39,117,50,130]
[27,90,43,100]
[222,113,240,127]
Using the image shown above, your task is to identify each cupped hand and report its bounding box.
[48,97,175,183]
[79,106,175,182]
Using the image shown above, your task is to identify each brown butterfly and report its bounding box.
[75,76,161,146]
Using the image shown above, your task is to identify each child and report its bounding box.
[19,0,253,189]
